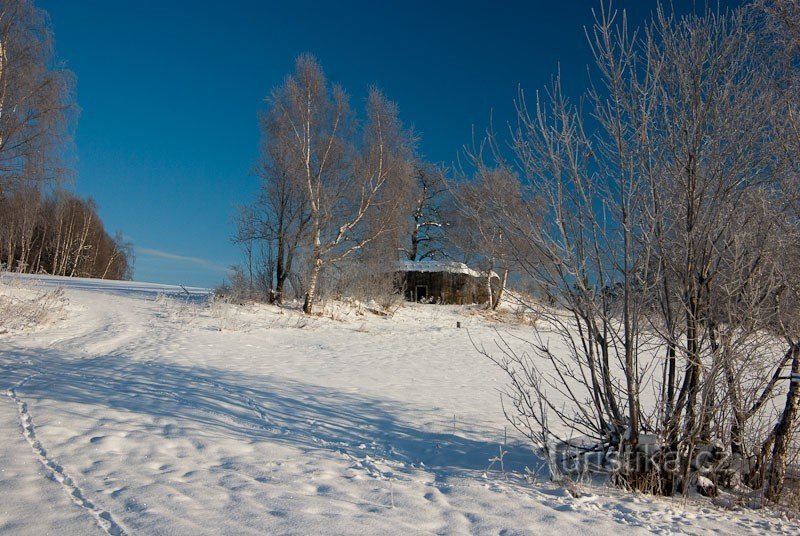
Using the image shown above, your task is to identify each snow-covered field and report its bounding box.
[0,273,797,535]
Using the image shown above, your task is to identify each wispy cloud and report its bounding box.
[136,247,231,274]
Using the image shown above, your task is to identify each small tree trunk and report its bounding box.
[100,250,118,279]
[485,270,494,310]
[408,221,419,261]
[273,239,286,305]
[683,294,702,442]
[274,275,286,305]
[303,258,322,314]
[492,268,509,310]
[766,341,800,502]
[303,224,323,314]
[664,340,677,422]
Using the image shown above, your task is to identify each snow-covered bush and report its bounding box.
[0,282,67,335]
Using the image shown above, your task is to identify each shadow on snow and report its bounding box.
[2,348,540,481]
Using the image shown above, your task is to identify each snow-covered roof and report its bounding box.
[393,260,489,279]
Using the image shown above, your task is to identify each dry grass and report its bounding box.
[0,281,68,335]
[465,304,539,327]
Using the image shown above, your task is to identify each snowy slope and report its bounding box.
[0,274,796,535]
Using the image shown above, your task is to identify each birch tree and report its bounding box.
[0,0,73,191]
[262,55,413,314]
[234,99,313,304]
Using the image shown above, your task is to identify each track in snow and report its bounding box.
[7,374,127,536]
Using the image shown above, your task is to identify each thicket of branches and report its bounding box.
[468,0,800,505]
[0,0,131,281]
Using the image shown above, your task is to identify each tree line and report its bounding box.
[233,55,504,313]
[0,0,132,280]
[0,187,132,279]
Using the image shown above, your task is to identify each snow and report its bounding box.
[2,272,211,301]
[0,274,797,534]
[393,260,491,279]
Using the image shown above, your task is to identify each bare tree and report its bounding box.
[473,1,800,498]
[261,55,413,314]
[0,0,74,192]
[401,162,449,262]
[234,100,314,304]
[752,0,800,502]
[454,139,541,310]
[0,2,128,282]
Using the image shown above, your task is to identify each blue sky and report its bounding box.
[38,0,734,288]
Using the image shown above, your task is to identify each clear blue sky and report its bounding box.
[38,0,734,288]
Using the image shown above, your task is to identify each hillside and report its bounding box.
[0,274,796,535]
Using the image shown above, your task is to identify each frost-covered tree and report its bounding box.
[0,0,74,191]
[243,55,414,313]
[474,0,800,501]
[401,162,449,262]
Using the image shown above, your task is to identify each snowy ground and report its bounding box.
[0,273,797,535]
